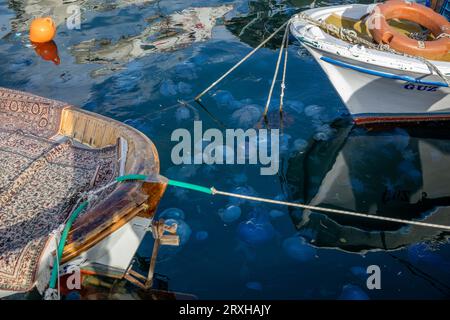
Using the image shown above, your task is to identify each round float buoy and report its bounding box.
[367,0,450,60]
[29,17,56,43]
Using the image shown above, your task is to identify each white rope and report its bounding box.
[436,33,450,39]
[263,23,290,118]
[279,22,290,114]
[83,179,119,203]
[210,188,450,231]
[44,233,62,300]
[195,20,290,101]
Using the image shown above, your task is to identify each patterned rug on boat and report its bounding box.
[0,129,119,293]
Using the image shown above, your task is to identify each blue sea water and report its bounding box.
[1,0,450,299]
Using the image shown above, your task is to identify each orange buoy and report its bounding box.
[367,0,450,60]
[29,17,56,43]
[33,41,60,65]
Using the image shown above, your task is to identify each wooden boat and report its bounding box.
[0,87,166,298]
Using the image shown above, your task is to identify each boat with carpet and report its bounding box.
[0,87,168,298]
[290,0,450,124]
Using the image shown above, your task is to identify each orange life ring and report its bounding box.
[367,0,450,60]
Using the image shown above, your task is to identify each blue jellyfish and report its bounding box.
[192,54,208,66]
[279,134,291,153]
[313,124,336,141]
[292,138,308,153]
[210,145,235,164]
[304,105,324,118]
[350,266,367,280]
[175,106,191,122]
[240,98,253,105]
[213,90,235,108]
[274,193,287,201]
[285,100,304,113]
[236,139,256,161]
[159,208,185,220]
[165,219,192,246]
[170,186,189,200]
[177,82,192,95]
[218,205,242,223]
[401,149,416,162]
[269,209,285,219]
[392,128,410,151]
[233,172,248,184]
[160,79,178,96]
[166,165,197,180]
[231,99,245,110]
[238,211,275,246]
[231,105,262,127]
[246,281,263,291]
[339,284,369,300]
[350,178,365,194]
[282,236,316,262]
[398,160,421,182]
[228,186,258,206]
[174,62,197,80]
[195,231,209,241]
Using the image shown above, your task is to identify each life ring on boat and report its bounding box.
[367,0,450,60]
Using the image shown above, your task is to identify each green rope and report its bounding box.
[49,201,88,289]
[167,179,212,194]
[115,174,213,195]
[116,174,147,182]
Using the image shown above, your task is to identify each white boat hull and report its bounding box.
[290,4,450,124]
[61,216,152,279]
[308,48,450,124]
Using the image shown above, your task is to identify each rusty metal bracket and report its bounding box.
[124,218,179,289]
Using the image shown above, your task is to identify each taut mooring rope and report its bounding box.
[263,22,290,118]
[209,188,450,231]
[195,20,290,101]
[166,177,450,232]
[279,21,290,114]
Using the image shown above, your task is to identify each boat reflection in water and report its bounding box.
[287,123,450,253]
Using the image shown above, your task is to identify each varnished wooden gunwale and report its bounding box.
[56,107,165,263]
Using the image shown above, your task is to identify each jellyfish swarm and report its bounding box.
[282,236,316,262]
[219,205,242,224]
[237,209,275,246]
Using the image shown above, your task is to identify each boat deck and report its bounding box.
[324,8,450,62]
